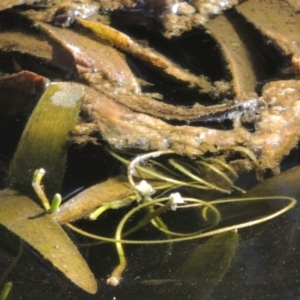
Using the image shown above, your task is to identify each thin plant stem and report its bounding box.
[32,169,50,210]
[135,165,212,190]
[106,243,126,286]
[232,146,260,168]
[88,204,112,220]
[169,159,231,193]
[124,200,172,236]
[148,159,180,177]
[204,157,238,179]
[0,241,23,286]
[67,196,296,244]
[0,282,12,300]
[196,160,235,189]
[105,147,130,166]
[127,150,175,188]
[48,193,62,214]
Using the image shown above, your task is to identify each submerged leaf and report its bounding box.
[245,165,300,198]
[176,230,238,280]
[1,81,99,293]
[0,189,97,294]
[6,82,84,199]
[152,231,238,299]
[54,175,134,224]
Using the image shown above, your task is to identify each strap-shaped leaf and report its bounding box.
[3,82,97,293]
[0,189,97,294]
[6,82,83,199]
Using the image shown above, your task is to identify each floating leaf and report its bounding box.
[0,189,97,294]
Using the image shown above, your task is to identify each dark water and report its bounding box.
[1,6,300,300]
[1,192,300,300]
[1,134,300,300]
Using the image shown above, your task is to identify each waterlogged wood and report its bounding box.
[0,0,22,11]
[205,15,257,96]
[248,80,300,171]
[75,18,214,94]
[0,71,49,115]
[79,81,300,172]
[6,82,83,199]
[237,0,300,71]
[0,189,97,294]
[32,20,141,93]
[100,87,262,122]
[0,25,77,79]
[0,30,53,62]
[0,0,40,12]
[286,0,300,12]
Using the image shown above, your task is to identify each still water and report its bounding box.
[1,1,300,299]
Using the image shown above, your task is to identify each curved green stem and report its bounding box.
[88,204,112,220]
[48,193,62,214]
[204,157,238,179]
[197,160,242,191]
[232,146,260,168]
[0,241,23,286]
[106,244,126,286]
[68,196,296,244]
[169,159,231,194]
[0,282,12,300]
[32,169,51,210]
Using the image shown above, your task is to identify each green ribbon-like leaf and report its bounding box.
[0,189,97,294]
[2,82,98,294]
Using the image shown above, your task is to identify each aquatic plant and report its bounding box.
[1,0,300,296]
[36,147,295,287]
[0,282,12,300]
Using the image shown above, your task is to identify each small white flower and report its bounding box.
[170,192,184,211]
[171,3,179,14]
[38,168,46,175]
[135,180,155,197]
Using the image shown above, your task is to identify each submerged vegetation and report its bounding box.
[29,146,298,288]
[1,0,300,298]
